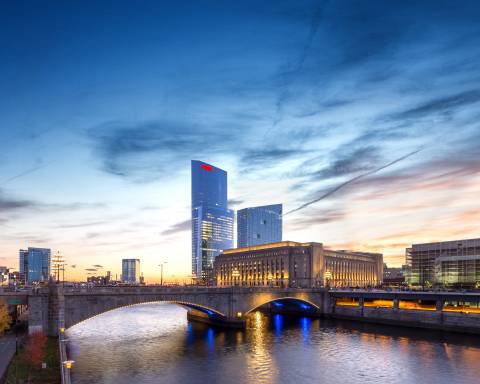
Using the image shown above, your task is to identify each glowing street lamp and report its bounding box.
[64,360,75,369]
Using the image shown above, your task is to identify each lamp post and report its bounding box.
[159,262,168,286]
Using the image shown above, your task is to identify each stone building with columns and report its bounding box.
[214,241,383,288]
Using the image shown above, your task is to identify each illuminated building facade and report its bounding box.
[122,258,140,284]
[191,160,234,281]
[214,241,383,288]
[406,238,480,288]
[237,204,282,247]
[19,247,51,284]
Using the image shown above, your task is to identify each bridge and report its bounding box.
[2,286,480,336]
[16,285,329,336]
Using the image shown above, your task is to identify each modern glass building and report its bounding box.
[122,259,140,284]
[237,204,282,248]
[406,238,480,288]
[19,247,51,284]
[191,160,234,281]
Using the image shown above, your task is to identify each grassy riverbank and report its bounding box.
[4,337,60,384]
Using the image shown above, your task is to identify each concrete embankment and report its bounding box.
[330,306,480,334]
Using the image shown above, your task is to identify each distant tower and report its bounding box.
[122,259,140,284]
[191,160,234,281]
[19,247,51,284]
[237,204,282,247]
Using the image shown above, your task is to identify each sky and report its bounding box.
[1,0,480,282]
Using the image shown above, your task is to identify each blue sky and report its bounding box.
[1,0,480,281]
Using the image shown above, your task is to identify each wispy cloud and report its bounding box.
[384,90,480,122]
[160,219,190,237]
[88,120,241,181]
[285,148,423,216]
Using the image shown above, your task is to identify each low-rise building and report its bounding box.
[214,241,383,288]
[383,264,406,286]
[406,238,480,288]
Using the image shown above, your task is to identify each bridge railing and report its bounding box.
[60,286,326,295]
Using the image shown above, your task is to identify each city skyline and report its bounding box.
[1,1,480,283]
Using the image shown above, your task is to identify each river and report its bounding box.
[66,303,480,384]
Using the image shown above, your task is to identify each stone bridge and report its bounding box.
[23,285,329,335]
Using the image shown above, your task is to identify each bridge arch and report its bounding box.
[245,296,321,315]
[64,297,228,330]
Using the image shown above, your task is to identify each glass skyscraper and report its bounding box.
[191,160,234,281]
[19,247,51,284]
[122,259,140,284]
[237,204,282,248]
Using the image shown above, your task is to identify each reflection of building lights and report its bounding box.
[325,270,332,279]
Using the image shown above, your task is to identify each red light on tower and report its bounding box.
[200,164,213,172]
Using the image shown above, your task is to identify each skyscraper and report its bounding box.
[237,204,282,248]
[19,247,51,284]
[122,259,140,284]
[191,160,234,281]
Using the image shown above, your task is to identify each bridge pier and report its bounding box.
[186,311,246,328]
[28,293,49,334]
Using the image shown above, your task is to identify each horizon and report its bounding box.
[1,0,480,283]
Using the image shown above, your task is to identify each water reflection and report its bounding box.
[67,303,480,384]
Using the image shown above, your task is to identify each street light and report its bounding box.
[159,262,168,286]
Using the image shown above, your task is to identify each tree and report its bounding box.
[24,331,47,366]
[0,300,11,334]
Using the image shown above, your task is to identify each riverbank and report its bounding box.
[4,337,60,384]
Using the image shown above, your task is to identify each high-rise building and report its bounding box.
[19,247,51,284]
[191,160,234,281]
[122,259,140,284]
[237,204,282,247]
[406,238,480,288]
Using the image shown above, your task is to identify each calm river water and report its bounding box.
[66,303,480,384]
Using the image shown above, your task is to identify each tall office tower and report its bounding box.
[19,247,51,284]
[191,160,234,281]
[122,259,140,284]
[237,204,283,248]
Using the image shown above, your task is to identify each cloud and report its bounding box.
[240,148,309,170]
[269,2,326,128]
[57,221,107,229]
[0,192,36,211]
[228,198,244,208]
[88,120,240,181]
[85,268,97,272]
[160,219,190,237]
[286,208,345,231]
[1,161,52,185]
[285,147,423,216]
[0,189,105,213]
[310,146,380,180]
[385,90,480,121]
[93,264,103,268]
